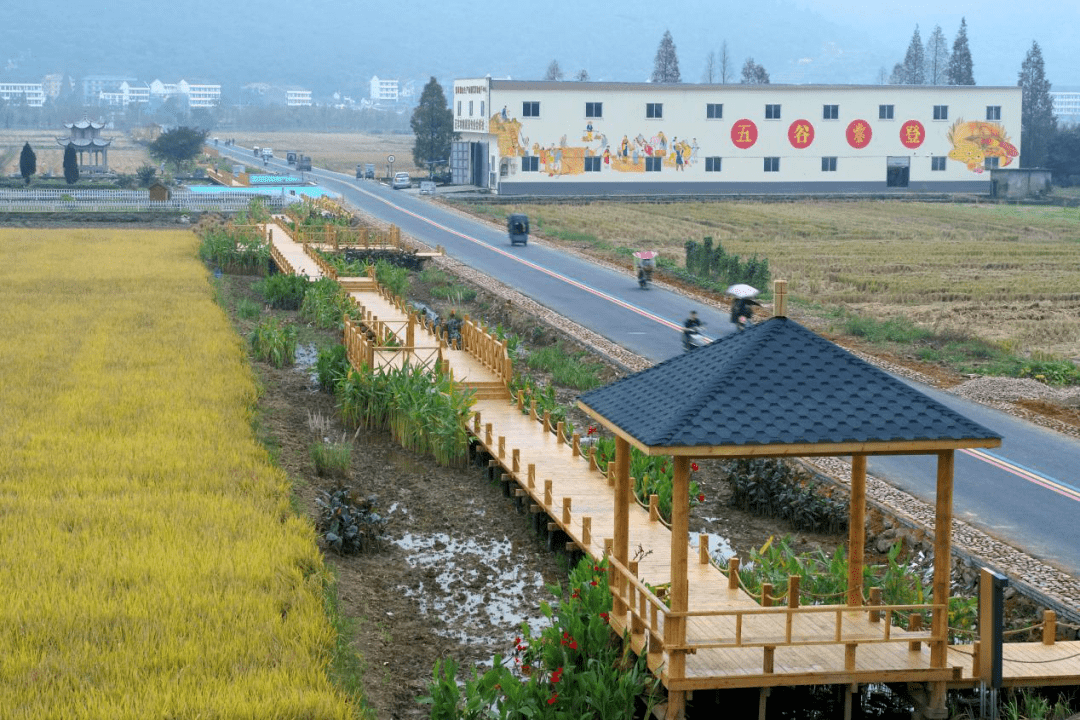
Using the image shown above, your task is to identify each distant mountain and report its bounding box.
[0,0,1073,101]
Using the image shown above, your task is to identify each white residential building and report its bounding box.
[286,89,313,107]
[0,82,45,107]
[148,79,221,108]
[1050,91,1080,125]
[451,78,1022,195]
[99,81,151,107]
[370,75,399,102]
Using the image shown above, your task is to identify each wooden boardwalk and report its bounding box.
[264,221,1080,710]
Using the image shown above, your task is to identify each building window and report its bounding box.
[522,156,539,172]
[468,100,473,117]
[480,101,485,117]
[765,104,781,119]
[705,157,722,172]
[879,104,894,120]
[586,102,603,118]
[821,157,837,172]
[645,156,663,171]
[984,156,1000,170]
[933,105,948,120]
[987,105,1001,121]
[823,104,839,120]
[584,156,602,172]
[764,157,780,172]
[931,156,947,171]
[457,101,461,116]
[706,103,723,119]
[646,103,663,119]
[523,101,540,117]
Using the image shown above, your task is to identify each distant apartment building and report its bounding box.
[99,81,151,107]
[370,76,399,102]
[82,75,137,103]
[0,82,45,107]
[42,74,66,100]
[286,89,313,107]
[1050,91,1080,125]
[145,79,221,108]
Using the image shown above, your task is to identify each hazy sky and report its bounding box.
[2,0,1075,95]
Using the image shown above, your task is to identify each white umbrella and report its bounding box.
[726,283,760,299]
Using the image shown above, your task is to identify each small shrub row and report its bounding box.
[725,458,848,535]
[249,316,298,368]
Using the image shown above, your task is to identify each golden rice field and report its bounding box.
[0,229,356,718]
[0,130,153,176]
[482,200,1080,360]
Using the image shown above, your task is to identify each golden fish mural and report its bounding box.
[947,119,1019,173]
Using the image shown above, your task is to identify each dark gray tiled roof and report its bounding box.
[578,317,1001,450]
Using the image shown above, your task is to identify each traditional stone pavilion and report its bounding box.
[577,283,1003,720]
[57,117,112,173]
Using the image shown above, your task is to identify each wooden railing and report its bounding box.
[603,552,948,681]
[343,317,442,372]
[459,319,513,386]
[292,224,404,250]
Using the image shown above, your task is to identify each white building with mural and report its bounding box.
[450,79,1022,195]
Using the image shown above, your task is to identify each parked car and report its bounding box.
[392,172,411,189]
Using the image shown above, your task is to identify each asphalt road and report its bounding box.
[221,146,1080,577]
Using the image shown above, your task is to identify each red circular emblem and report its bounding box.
[787,120,815,148]
[731,120,758,149]
[900,120,926,148]
[846,119,872,149]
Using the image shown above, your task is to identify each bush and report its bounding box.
[249,316,298,368]
[315,344,350,393]
[262,273,309,310]
[301,277,356,330]
[725,458,848,534]
[315,487,385,554]
[310,438,352,478]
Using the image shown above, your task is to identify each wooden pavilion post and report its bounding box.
[929,450,954,716]
[847,454,867,606]
[613,437,631,618]
[665,456,690,718]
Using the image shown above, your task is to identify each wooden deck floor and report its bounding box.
[267,222,1080,694]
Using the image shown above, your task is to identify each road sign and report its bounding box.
[387,154,395,164]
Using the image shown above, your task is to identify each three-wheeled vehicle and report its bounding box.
[633,250,658,288]
[508,214,529,246]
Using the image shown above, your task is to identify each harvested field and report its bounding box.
[210,131,418,175]
[460,199,1080,360]
[0,129,152,176]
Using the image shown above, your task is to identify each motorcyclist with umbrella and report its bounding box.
[727,284,761,331]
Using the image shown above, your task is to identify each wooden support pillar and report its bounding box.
[762,583,773,607]
[562,498,571,525]
[728,557,740,590]
[473,411,481,434]
[788,575,801,608]
[581,517,591,547]
[544,480,552,507]
[869,587,882,622]
[497,436,505,459]
[572,433,580,457]
[556,421,565,444]
[666,456,690,684]
[649,494,659,521]
[930,450,954,714]
[407,315,415,347]
[589,446,597,472]
[511,448,520,473]
[848,453,867,607]
[613,436,631,617]
[484,423,492,447]
[527,463,535,489]
[698,534,709,564]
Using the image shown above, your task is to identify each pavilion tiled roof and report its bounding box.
[578,317,1001,452]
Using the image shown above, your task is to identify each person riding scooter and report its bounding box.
[683,310,704,351]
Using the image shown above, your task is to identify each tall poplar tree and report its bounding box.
[740,58,770,84]
[1018,40,1056,168]
[925,25,950,85]
[946,17,975,85]
[651,30,681,83]
[410,77,456,170]
[19,141,36,185]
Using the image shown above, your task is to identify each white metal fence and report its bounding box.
[0,188,285,212]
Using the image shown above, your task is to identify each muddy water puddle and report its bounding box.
[393,531,553,645]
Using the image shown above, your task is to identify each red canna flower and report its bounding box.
[600,612,609,623]
[548,694,559,705]
[569,639,578,650]
[691,462,700,472]
[551,667,564,683]
[590,579,598,586]
[698,493,705,503]
[587,425,597,436]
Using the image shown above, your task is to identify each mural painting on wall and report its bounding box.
[846,119,872,149]
[947,119,1019,172]
[490,111,699,177]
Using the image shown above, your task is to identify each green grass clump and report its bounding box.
[526,345,605,391]
[250,316,299,368]
[237,298,261,320]
[261,273,309,310]
[310,439,352,478]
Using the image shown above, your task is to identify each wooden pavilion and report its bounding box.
[56,117,112,174]
[577,282,1003,720]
